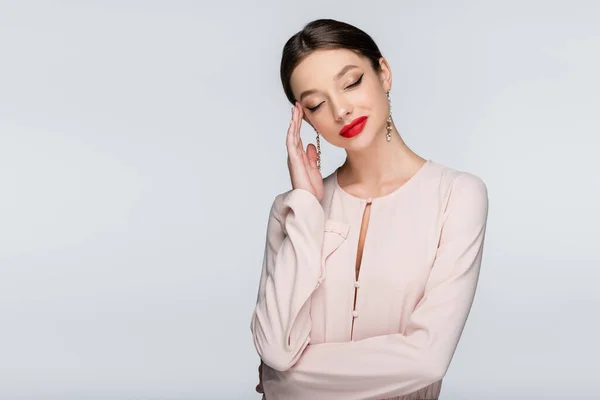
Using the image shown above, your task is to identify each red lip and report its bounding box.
[339,116,368,138]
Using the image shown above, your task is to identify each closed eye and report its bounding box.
[306,73,364,113]
[346,73,363,89]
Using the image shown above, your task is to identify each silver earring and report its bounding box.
[315,129,322,172]
[386,91,392,142]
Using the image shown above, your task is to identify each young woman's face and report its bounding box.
[290,48,392,151]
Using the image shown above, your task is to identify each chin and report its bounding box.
[337,133,374,151]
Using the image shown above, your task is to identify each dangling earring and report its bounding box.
[386,91,392,142]
[314,129,322,172]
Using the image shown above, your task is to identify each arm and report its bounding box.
[263,174,489,400]
[250,188,326,371]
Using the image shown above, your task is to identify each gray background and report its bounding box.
[1,0,599,399]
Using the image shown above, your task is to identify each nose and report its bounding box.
[331,96,352,122]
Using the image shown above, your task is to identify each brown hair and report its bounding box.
[280,19,384,105]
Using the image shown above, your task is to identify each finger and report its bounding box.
[294,103,302,144]
[292,109,299,146]
[289,102,298,137]
[295,115,304,151]
[298,136,309,168]
[306,143,318,170]
[287,119,299,158]
[286,118,294,149]
[296,101,304,120]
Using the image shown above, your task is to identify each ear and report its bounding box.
[378,57,392,93]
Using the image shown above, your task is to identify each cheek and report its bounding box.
[355,84,384,109]
[314,120,344,145]
[371,90,389,116]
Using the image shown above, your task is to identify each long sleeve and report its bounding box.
[250,188,327,372]
[262,174,489,400]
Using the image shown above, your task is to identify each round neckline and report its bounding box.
[333,159,433,203]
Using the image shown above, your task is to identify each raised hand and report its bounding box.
[286,102,324,201]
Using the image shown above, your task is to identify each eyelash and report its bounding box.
[307,73,364,113]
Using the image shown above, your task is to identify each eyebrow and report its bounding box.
[298,64,360,102]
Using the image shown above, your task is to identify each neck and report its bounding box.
[339,124,426,187]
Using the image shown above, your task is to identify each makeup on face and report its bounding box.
[339,116,368,138]
[300,68,365,113]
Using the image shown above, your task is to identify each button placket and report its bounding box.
[352,281,360,318]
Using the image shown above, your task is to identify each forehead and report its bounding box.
[290,48,369,97]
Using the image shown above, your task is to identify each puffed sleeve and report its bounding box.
[250,188,326,372]
[261,173,489,400]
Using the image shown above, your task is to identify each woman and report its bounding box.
[250,18,489,400]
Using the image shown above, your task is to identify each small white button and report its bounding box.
[352,310,359,318]
[354,281,360,288]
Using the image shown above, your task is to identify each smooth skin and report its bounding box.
[286,101,323,200]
